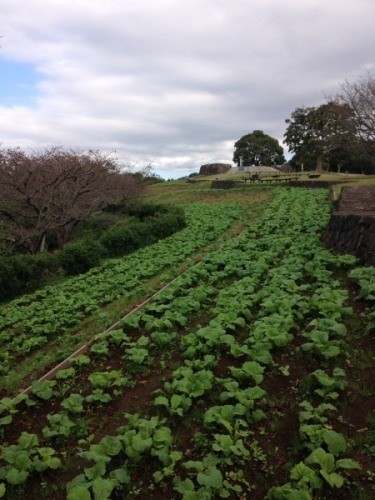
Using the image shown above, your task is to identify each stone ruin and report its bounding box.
[199,163,232,175]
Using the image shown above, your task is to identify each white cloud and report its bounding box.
[0,0,374,177]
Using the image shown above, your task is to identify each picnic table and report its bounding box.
[243,174,300,184]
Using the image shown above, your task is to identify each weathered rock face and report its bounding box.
[199,163,232,175]
[323,186,375,265]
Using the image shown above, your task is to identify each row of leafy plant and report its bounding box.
[0,204,242,381]
[66,188,361,498]
[0,187,368,499]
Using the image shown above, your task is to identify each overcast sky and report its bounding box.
[1,0,374,178]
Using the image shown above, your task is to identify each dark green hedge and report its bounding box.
[0,253,59,301]
[0,204,186,300]
[59,240,105,275]
[100,209,186,258]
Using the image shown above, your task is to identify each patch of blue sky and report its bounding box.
[0,59,42,107]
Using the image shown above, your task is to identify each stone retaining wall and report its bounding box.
[323,186,375,265]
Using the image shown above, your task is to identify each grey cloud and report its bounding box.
[0,0,374,177]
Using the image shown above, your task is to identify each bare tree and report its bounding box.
[335,71,375,160]
[0,148,145,253]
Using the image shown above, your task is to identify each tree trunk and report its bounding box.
[56,220,79,250]
[316,154,323,172]
[38,234,46,253]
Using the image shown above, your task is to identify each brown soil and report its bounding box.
[338,186,375,215]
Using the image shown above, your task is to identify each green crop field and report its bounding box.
[0,181,374,499]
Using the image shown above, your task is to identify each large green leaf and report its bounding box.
[323,430,347,455]
[320,470,344,488]
[67,485,91,500]
[5,468,28,485]
[336,458,361,470]
[92,477,115,500]
[197,466,223,489]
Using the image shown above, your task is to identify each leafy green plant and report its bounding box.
[151,331,178,348]
[267,447,361,497]
[88,370,128,390]
[184,354,218,370]
[304,447,361,488]
[0,432,61,487]
[0,395,28,427]
[61,394,85,414]
[90,341,109,356]
[230,361,265,384]
[71,354,91,367]
[124,346,150,365]
[86,389,112,405]
[154,393,192,416]
[212,433,250,464]
[42,412,76,438]
[163,368,214,399]
[349,267,375,300]
[299,426,348,454]
[31,380,57,401]
[204,405,248,435]
[174,455,226,498]
[108,329,131,346]
[56,367,76,380]
[219,380,266,415]
[299,401,337,424]
[301,331,342,359]
[153,450,183,483]
[311,368,347,400]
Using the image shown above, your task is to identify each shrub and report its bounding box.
[33,252,60,275]
[101,209,186,258]
[60,240,105,275]
[0,252,60,301]
[125,203,169,221]
[70,213,119,241]
[0,259,20,301]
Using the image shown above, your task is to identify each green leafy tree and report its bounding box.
[284,102,355,172]
[233,130,285,167]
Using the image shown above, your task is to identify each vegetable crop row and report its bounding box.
[0,188,365,499]
[0,204,242,378]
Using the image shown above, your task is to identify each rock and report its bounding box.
[199,163,232,175]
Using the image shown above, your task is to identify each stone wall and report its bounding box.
[323,186,375,265]
[211,180,236,189]
[323,213,375,265]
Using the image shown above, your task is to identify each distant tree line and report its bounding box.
[284,72,375,173]
[233,72,375,174]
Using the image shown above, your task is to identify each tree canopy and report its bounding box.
[284,102,355,172]
[233,130,285,167]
